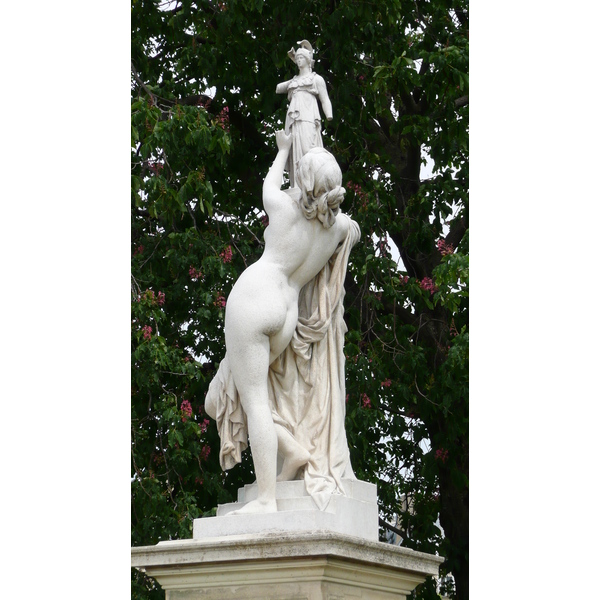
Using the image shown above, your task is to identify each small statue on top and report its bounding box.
[276,40,333,187]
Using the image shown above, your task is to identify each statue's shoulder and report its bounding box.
[335,212,351,236]
[339,212,361,243]
[264,187,296,218]
[313,73,326,86]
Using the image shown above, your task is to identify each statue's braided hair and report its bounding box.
[296,148,346,229]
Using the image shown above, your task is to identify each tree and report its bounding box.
[131,1,468,599]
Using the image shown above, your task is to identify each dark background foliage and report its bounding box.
[131,1,468,598]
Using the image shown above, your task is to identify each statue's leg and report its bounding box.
[226,334,278,514]
[275,424,310,481]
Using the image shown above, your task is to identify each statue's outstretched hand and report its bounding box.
[275,130,292,151]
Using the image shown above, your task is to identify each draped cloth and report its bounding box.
[205,218,361,510]
[276,72,324,187]
[206,353,248,471]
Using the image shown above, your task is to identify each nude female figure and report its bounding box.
[216,130,350,514]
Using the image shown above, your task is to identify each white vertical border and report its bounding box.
[471,1,600,597]
[2,2,130,596]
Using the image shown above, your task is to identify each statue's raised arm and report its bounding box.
[263,130,293,209]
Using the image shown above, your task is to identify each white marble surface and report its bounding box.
[193,479,378,541]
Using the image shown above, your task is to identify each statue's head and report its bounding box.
[296,148,345,229]
[288,40,315,70]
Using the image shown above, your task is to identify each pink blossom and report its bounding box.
[142,325,152,340]
[157,291,165,306]
[346,181,368,210]
[436,239,454,256]
[260,213,269,227]
[200,445,211,461]
[133,245,144,256]
[419,277,438,294]
[399,275,409,285]
[215,106,229,130]
[148,161,164,175]
[214,295,226,309]
[219,245,233,264]
[181,399,193,422]
[381,379,392,387]
[378,236,390,257]
[435,448,449,463]
[361,393,372,409]
[189,266,203,280]
[200,418,210,433]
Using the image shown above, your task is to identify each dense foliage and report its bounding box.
[131,1,468,598]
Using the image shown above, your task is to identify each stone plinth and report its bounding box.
[132,480,443,598]
[131,531,444,600]
[194,479,378,542]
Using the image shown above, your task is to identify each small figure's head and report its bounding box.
[296,148,346,229]
[288,40,315,70]
[294,48,313,70]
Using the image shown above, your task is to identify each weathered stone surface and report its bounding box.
[132,531,444,600]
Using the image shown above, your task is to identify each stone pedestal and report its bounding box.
[132,480,443,599]
[194,479,379,542]
[132,530,443,600]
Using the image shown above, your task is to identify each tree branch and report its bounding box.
[445,212,468,250]
[379,517,408,541]
[131,61,158,104]
[454,95,468,108]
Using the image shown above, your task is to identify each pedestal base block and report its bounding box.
[132,531,444,600]
[194,479,379,542]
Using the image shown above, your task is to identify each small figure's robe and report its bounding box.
[276,72,327,187]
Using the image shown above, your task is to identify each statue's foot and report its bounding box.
[276,448,310,482]
[227,498,277,515]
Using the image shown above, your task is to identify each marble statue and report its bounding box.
[276,40,333,187]
[205,45,359,515]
